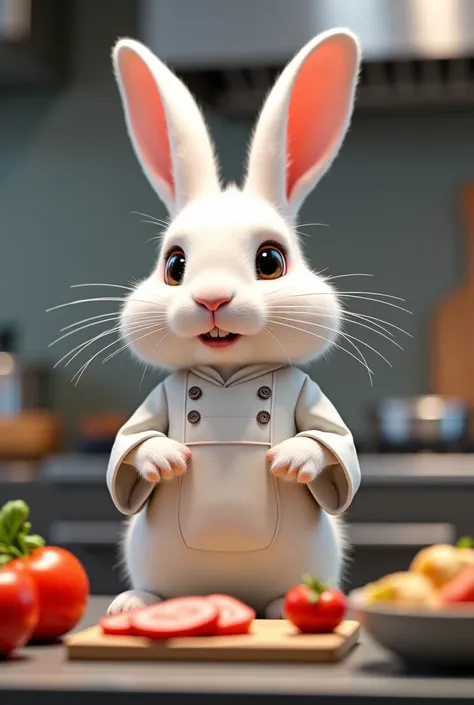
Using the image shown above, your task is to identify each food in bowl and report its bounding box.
[363,571,438,608]
[360,538,474,611]
[410,542,474,588]
[439,565,474,604]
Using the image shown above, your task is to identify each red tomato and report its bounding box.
[0,566,39,655]
[16,547,89,640]
[440,565,474,604]
[130,597,219,640]
[284,576,347,633]
[100,612,135,636]
[207,594,255,635]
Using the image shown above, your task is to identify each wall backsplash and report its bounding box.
[0,1,472,444]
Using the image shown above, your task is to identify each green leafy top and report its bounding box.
[457,536,474,549]
[0,500,45,567]
[302,574,329,603]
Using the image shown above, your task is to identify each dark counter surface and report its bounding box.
[1,597,474,705]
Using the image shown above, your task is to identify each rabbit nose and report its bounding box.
[194,294,232,312]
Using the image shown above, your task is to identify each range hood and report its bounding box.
[0,0,68,87]
[139,0,474,114]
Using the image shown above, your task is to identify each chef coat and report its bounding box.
[107,364,360,553]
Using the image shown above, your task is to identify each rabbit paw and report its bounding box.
[131,437,191,483]
[107,590,162,614]
[265,597,285,619]
[266,436,327,484]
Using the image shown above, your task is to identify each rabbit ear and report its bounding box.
[244,29,360,219]
[113,38,221,214]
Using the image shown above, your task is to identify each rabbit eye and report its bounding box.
[164,248,186,286]
[256,243,286,280]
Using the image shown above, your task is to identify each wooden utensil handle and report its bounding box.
[461,182,474,283]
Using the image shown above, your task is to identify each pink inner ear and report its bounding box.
[286,40,354,201]
[118,49,174,199]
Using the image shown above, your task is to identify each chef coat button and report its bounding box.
[257,385,272,400]
[188,386,202,400]
[187,410,201,424]
[257,410,271,425]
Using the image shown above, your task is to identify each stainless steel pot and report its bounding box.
[0,325,51,417]
[372,395,469,452]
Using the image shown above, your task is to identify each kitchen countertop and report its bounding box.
[0,597,473,705]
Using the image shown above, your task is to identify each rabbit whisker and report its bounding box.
[270,304,394,337]
[72,324,168,385]
[269,306,401,343]
[139,331,172,391]
[70,283,136,292]
[296,222,330,228]
[139,219,164,226]
[46,296,165,313]
[101,326,170,365]
[267,317,374,381]
[324,273,374,281]
[269,304,412,338]
[262,327,293,369]
[54,319,157,370]
[51,312,166,347]
[70,281,169,303]
[131,210,170,228]
[272,307,395,341]
[267,290,412,314]
[271,289,406,301]
[146,234,165,244]
[270,314,393,367]
[270,316,374,384]
[60,310,162,333]
[102,328,170,365]
[54,325,122,369]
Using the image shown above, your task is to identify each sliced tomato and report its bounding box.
[99,612,135,636]
[130,597,219,640]
[207,594,255,635]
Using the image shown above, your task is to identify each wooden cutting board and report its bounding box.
[432,182,474,403]
[66,619,359,663]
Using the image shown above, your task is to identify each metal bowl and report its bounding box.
[371,395,469,452]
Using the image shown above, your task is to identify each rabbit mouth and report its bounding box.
[199,328,241,348]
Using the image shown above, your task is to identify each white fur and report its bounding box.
[121,187,342,370]
[112,29,360,374]
[267,436,328,483]
[111,29,361,613]
[128,436,190,482]
[244,29,361,219]
[113,39,220,213]
[107,589,161,615]
[265,597,285,619]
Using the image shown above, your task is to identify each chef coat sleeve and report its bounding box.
[294,375,361,514]
[106,382,169,516]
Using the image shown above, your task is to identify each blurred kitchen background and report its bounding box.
[1,0,474,595]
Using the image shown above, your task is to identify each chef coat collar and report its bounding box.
[189,363,286,387]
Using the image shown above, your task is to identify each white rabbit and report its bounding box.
[107,28,362,617]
